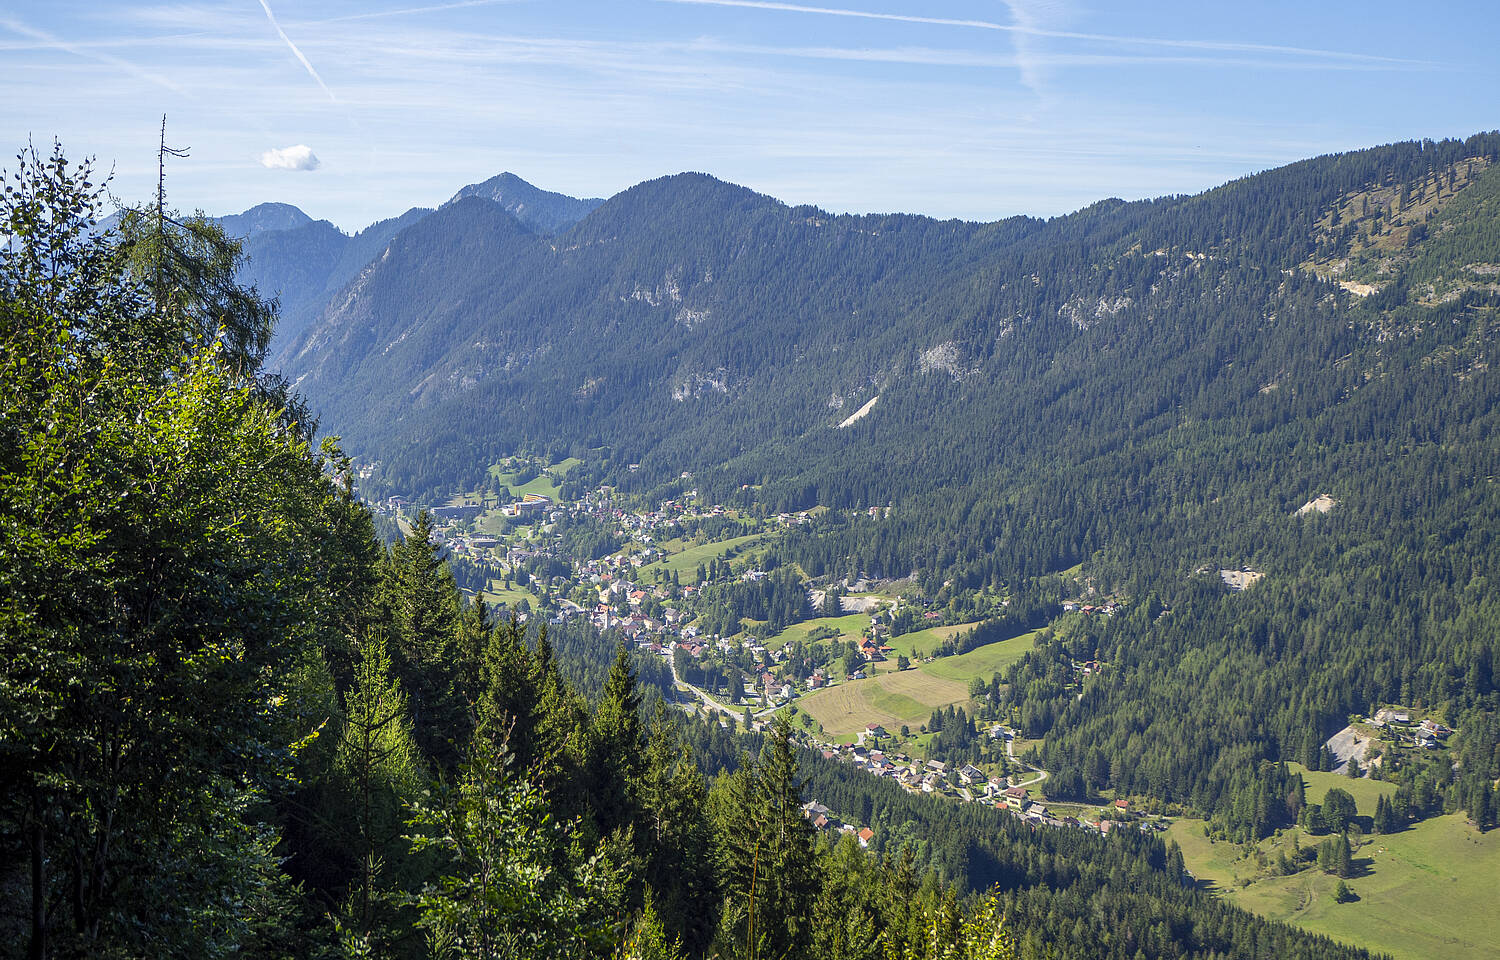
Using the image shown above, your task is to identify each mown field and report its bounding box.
[1288,763,1397,812]
[800,670,970,740]
[918,630,1039,681]
[1171,802,1500,960]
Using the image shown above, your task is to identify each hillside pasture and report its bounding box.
[767,613,870,650]
[885,622,974,658]
[1288,762,1396,815]
[801,670,970,739]
[1172,813,1500,960]
[918,630,1040,682]
[641,532,766,584]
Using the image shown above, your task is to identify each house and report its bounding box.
[958,764,985,785]
[1003,786,1029,810]
[865,723,886,738]
[857,827,875,848]
[1113,798,1131,814]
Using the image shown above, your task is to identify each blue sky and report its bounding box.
[4,1,1496,231]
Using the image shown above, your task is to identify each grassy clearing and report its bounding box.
[885,622,973,658]
[640,533,766,584]
[801,670,970,738]
[486,458,579,501]
[1287,762,1396,815]
[1171,813,1500,960]
[481,581,535,608]
[501,472,562,500]
[766,613,870,650]
[918,630,1039,683]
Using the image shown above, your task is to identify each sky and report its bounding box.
[4,0,1497,232]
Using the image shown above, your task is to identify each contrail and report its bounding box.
[256,0,338,101]
[0,16,188,94]
[656,0,1425,66]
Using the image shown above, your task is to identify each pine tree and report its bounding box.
[639,705,718,954]
[590,642,645,839]
[384,512,467,768]
[713,714,817,960]
[332,628,425,944]
[1373,793,1397,834]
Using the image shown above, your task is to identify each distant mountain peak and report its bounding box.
[446,172,603,234]
[217,202,316,239]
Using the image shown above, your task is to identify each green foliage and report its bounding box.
[331,628,426,943]
[384,511,472,769]
[0,140,361,957]
[405,730,621,959]
[711,715,819,960]
[899,893,1018,960]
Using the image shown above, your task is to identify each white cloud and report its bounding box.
[259,144,320,170]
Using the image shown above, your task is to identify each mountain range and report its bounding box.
[238,134,1500,852]
[220,172,603,359]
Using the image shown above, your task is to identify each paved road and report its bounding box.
[668,651,742,720]
[1005,728,1049,788]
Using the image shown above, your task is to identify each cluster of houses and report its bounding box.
[801,801,877,848]
[1369,708,1452,749]
[1060,601,1120,616]
[806,733,1164,841]
[372,480,976,713]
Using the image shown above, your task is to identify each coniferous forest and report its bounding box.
[0,141,1420,959]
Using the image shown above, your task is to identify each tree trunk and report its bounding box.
[28,788,46,960]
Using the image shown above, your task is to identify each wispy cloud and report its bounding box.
[0,15,188,94]
[259,144,320,170]
[295,0,522,26]
[655,0,1428,67]
[256,0,338,101]
[1002,0,1061,100]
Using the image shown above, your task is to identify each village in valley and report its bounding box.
[361,454,1467,865]
[356,454,1175,846]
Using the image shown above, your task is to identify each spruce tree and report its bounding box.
[591,642,646,838]
[384,512,466,768]
[713,714,818,960]
[332,628,425,945]
[639,704,718,953]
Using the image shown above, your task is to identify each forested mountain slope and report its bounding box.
[4,139,1479,960]
[223,174,602,362]
[281,133,1500,834]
